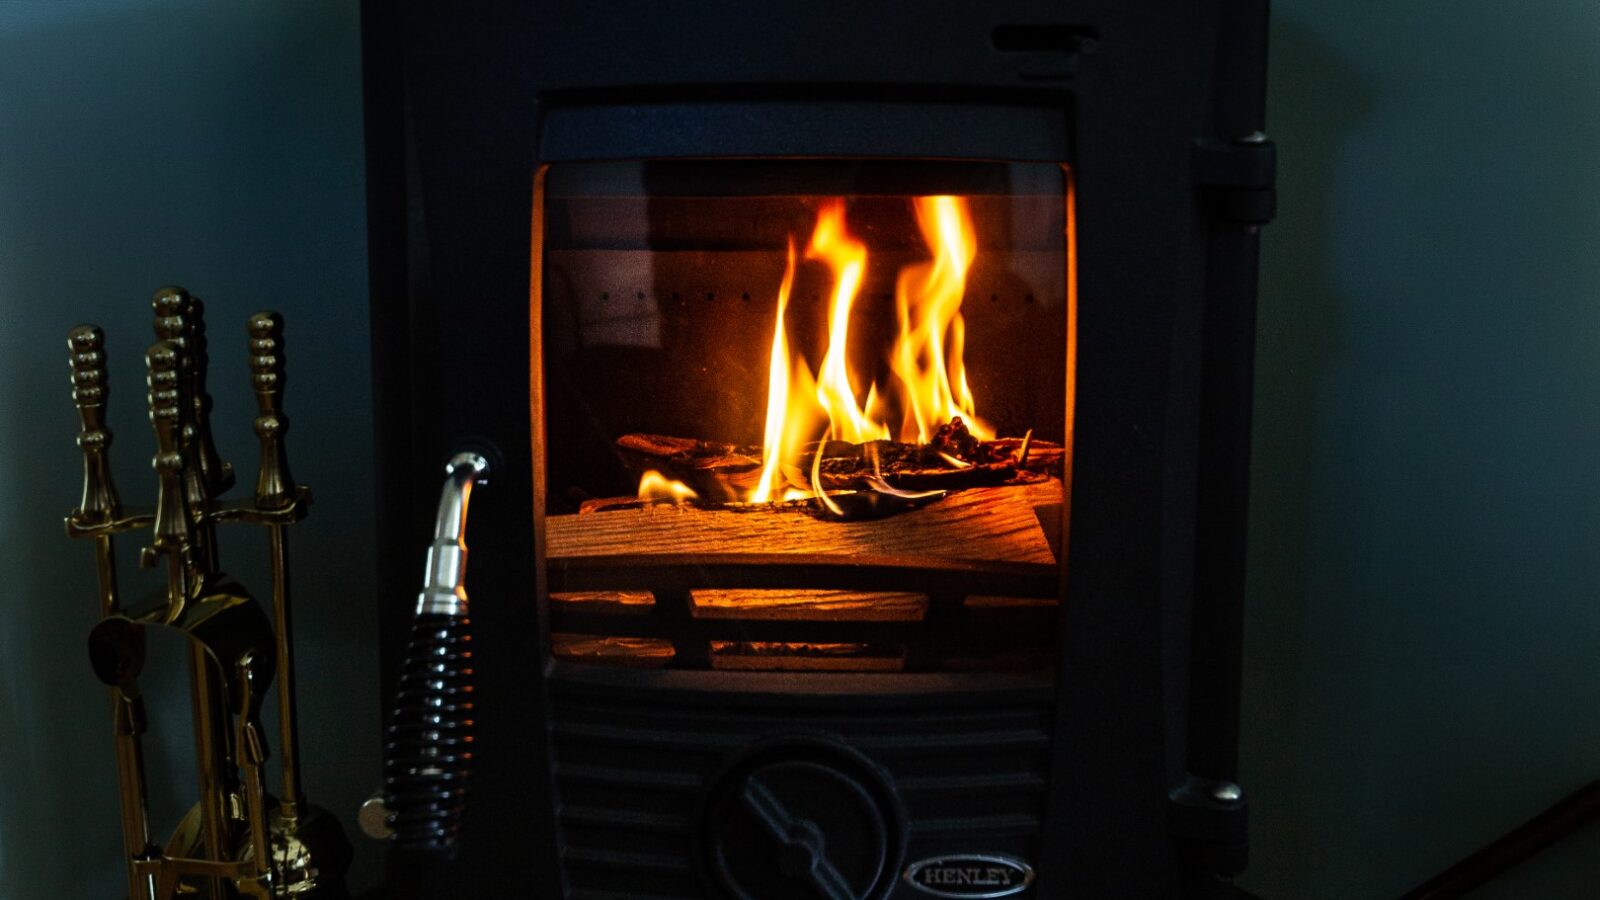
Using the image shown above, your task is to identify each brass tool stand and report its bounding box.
[67,287,350,899]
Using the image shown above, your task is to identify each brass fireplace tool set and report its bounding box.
[66,287,350,898]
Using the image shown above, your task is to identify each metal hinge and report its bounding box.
[1193,134,1277,226]
[1170,774,1250,879]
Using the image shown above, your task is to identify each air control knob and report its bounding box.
[702,739,905,900]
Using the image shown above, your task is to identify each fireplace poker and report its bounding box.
[246,311,307,825]
[66,325,158,900]
[144,338,234,898]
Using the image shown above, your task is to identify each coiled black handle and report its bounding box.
[382,451,489,854]
[383,613,474,852]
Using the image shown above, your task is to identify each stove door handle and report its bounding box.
[382,452,490,853]
[417,452,490,617]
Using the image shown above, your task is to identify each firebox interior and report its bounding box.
[537,158,1073,672]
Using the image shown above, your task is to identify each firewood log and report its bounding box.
[615,418,1062,499]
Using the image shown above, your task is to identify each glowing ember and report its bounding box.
[637,470,698,503]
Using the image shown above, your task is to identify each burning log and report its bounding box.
[549,478,1063,565]
[616,433,759,502]
[616,417,1062,501]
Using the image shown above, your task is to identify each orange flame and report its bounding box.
[891,196,991,441]
[808,200,888,445]
[750,239,800,504]
[637,470,698,503]
[638,194,990,505]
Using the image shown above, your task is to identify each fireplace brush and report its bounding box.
[66,287,350,899]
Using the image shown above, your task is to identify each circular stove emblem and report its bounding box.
[700,738,905,900]
[902,854,1036,899]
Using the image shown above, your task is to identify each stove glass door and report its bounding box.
[536,158,1073,673]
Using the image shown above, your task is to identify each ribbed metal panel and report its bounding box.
[549,685,1053,898]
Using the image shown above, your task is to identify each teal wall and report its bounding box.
[1241,1,1600,897]
[0,3,379,894]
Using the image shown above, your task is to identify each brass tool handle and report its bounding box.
[145,341,193,562]
[68,325,122,525]
[153,286,231,496]
[383,452,489,853]
[247,311,296,509]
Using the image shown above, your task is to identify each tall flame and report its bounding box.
[642,194,991,505]
[807,200,889,444]
[891,195,991,441]
[750,239,800,504]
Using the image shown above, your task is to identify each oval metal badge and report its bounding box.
[902,853,1036,898]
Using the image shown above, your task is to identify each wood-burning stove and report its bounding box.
[361,3,1273,898]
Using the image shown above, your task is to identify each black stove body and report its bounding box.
[362,3,1273,898]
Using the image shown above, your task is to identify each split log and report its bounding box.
[691,590,928,621]
[550,634,675,667]
[547,478,1062,566]
[548,589,930,621]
